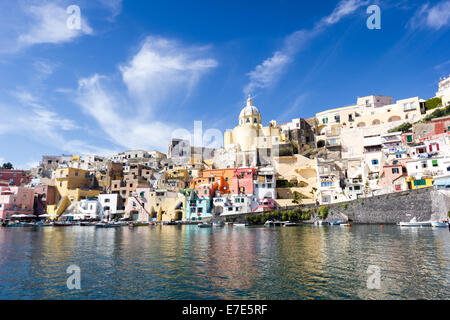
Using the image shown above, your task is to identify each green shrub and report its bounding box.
[388,122,412,133]
[319,206,328,220]
[425,97,442,110]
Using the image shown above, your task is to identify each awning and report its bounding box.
[433,177,450,186]
[10,214,35,218]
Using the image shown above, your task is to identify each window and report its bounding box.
[246,118,250,123]
[371,159,379,165]
[392,168,399,174]
[422,162,427,168]
[432,160,438,167]
[322,118,328,124]
[75,171,78,176]
[105,198,110,203]
[354,186,361,190]
[254,118,257,123]
[321,181,333,187]
[396,154,402,159]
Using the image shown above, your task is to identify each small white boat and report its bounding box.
[282,222,298,227]
[398,217,432,227]
[431,221,449,228]
[233,223,246,227]
[212,221,224,227]
[198,222,212,228]
[339,223,350,227]
[314,220,328,226]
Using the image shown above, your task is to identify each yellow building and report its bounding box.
[47,167,101,218]
[272,155,318,205]
[125,188,185,222]
[221,97,286,167]
[225,97,286,151]
[406,176,434,190]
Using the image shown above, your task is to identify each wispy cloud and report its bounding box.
[243,0,368,96]
[17,2,93,48]
[0,90,111,156]
[120,36,217,114]
[76,36,218,152]
[98,0,123,20]
[407,1,450,30]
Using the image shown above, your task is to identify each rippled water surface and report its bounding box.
[0,225,448,299]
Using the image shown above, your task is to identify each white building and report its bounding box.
[98,193,122,219]
[254,167,276,200]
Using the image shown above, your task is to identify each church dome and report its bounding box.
[239,97,261,119]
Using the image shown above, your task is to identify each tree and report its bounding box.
[1,162,13,169]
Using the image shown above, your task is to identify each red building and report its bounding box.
[34,185,56,216]
[0,170,30,187]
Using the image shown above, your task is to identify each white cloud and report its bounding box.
[120,36,217,112]
[408,1,450,30]
[77,74,176,152]
[243,0,367,96]
[98,0,123,19]
[244,52,291,96]
[17,2,92,48]
[0,90,110,156]
[75,36,218,152]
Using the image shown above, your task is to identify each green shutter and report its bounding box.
[407,135,412,142]
[432,160,438,166]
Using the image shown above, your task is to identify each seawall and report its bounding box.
[322,187,448,224]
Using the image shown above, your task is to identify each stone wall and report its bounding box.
[324,187,439,224]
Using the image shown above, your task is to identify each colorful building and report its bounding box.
[0,187,35,221]
[0,170,30,187]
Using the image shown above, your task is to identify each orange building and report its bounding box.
[191,168,235,196]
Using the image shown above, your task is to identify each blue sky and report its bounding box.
[0,0,449,169]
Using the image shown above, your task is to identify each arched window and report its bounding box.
[254,118,257,123]
[372,119,381,125]
[246,118,250,123]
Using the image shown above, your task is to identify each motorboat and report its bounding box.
[282,222,298,227]
[314,220,328,226]
[431,221,449,228]
[329,221,345,225]
[233,223,246,227]
[198,222,212,228]
[212,221,224,227]
[96,222,121,228]
[398,217,432,227]
[264,220,284,227]
[53,221,72,227]
[6,221,34,227]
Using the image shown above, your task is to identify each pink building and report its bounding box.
[231,168,257,195]
[379,164,408,191]
[0,170,30,187]
[0,187,35,220]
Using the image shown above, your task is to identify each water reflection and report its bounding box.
[0,225,448,299]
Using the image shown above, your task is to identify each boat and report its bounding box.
[129,222,149,227]
[198,222,212,228]
[282,222,298,227]
[398,217,432,227]
[264,220,284,227]
[339,223,351,227]
[6,222,34,227]
[53,221,73,227]
[164,221,178,225]
[329,221,344,225]
[314,220,328,226]
[33,221,54,227]
[233,223,246,227]
[212,221,224,227]
[96,222,121,228]
[431,221,449,228]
